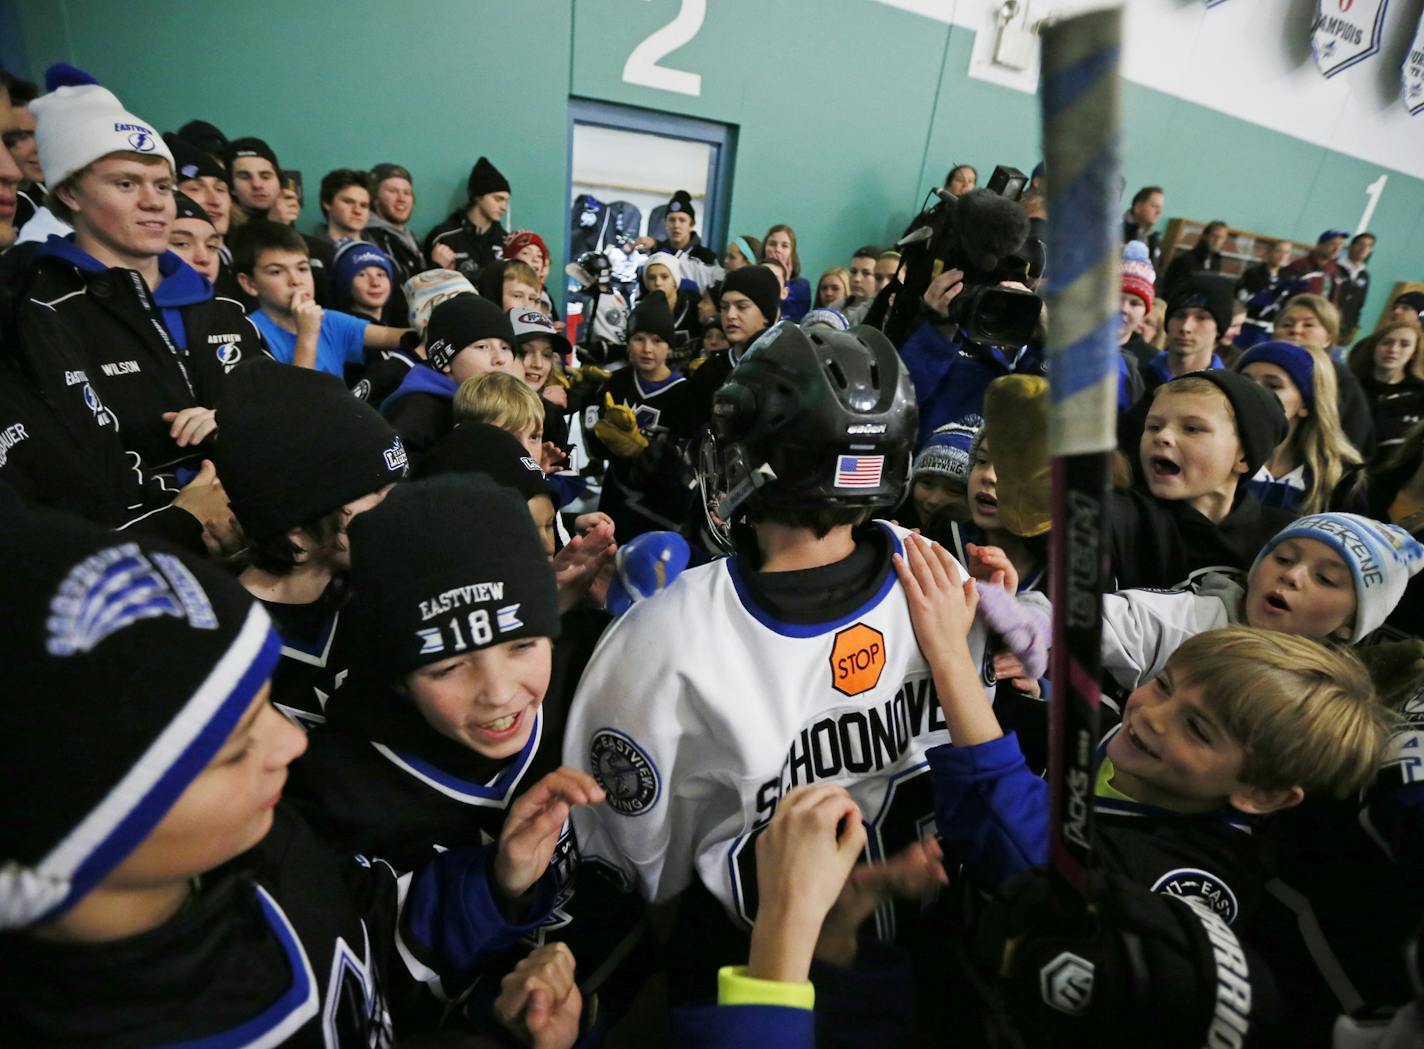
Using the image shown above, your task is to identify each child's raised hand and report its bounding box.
[539,441,568,474]
[747,785,866,984]
[573,511,615,537]
[292,294,323,338]
[495,768,604,900]
[966,542,1019,594]
[494,942,583,1049]
[893,534,979,667]
[815,837,949,966]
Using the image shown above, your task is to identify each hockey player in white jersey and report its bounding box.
[563,321,996,991]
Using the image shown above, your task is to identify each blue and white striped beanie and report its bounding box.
[913,416,983,487]
[1255,513,1424,641]
[0,511,280,929]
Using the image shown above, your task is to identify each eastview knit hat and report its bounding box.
[344,474,558,683]
[31,83,174,190]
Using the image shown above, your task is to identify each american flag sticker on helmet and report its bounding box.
[834,454,884,488]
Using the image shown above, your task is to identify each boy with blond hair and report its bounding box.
[895,534,1388,924]
[453,370,545,459]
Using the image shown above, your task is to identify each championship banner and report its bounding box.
[1405,12,1424,115]
[1312,0,1390,78]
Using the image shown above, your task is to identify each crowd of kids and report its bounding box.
[1,61,1424,1049]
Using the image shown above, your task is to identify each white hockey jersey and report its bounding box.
[1023,573,1245,693]
[563,522,993,928]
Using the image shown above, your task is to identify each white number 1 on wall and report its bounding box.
[623,0,706,96]
[1356,174,1387,235]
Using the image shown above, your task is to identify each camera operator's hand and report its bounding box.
[999,279,1048,329]
[923,268,965,320]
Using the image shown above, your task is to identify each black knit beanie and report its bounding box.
[426,294,516,373]
[164,132,224,182]
[215,360,409,541]
[172,189,212,226]
[467,156,510,201]
[666,189,695,224]
[415,423,550,503]
[223,136,280,181]
[1161,369,1288,476]
[1165,276,1233,338]
[719,265,781,329]
[177,119,229,159]
[344,474,558,683]
[475,259,514,303]
[628,294,676,344]
[0,508,280,930]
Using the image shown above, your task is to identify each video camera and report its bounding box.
[873,164,1045,348]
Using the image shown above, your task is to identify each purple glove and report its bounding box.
[973,581,1050,680]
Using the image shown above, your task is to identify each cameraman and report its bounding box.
[899,267,1046,447]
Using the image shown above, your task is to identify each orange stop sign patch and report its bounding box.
[830,623,886,697]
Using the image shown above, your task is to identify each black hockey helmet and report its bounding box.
[564,251,612,293]
[699,321,917,550]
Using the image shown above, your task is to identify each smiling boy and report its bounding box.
[893,534,1387,925]
[0,507,602,1045]
[18,83,266,477]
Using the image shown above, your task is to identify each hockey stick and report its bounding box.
[1039,8,1122,903]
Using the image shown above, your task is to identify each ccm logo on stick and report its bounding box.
[830,623,886,697]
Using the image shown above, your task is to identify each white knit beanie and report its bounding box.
[644,251,684,287]
[1254,513,1424,641]
[30,85,174,190]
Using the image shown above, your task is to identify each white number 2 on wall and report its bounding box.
[1356,174,1387,235]
[622,0,706,96]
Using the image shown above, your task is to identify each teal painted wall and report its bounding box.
[5,0,1421,322]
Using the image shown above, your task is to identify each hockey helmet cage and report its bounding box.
[700,322,917,544]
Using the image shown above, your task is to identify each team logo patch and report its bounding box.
[47,544,218,656]
[830,622,886,697]
[834,454,883,488]
[520,456,541,473]
[590,729,660,816]
[216,342,242,368]
[1040,951,1094,1015]
[1151,867,1239,924]
[383,437,409,474]
[126,130,156,153]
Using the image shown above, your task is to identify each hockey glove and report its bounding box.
[605,531,691,615]
[966,869,1277,1048]
[593,393,648,459]
[567,365,612,401]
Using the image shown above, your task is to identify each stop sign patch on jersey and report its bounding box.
[830,623,886,696]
